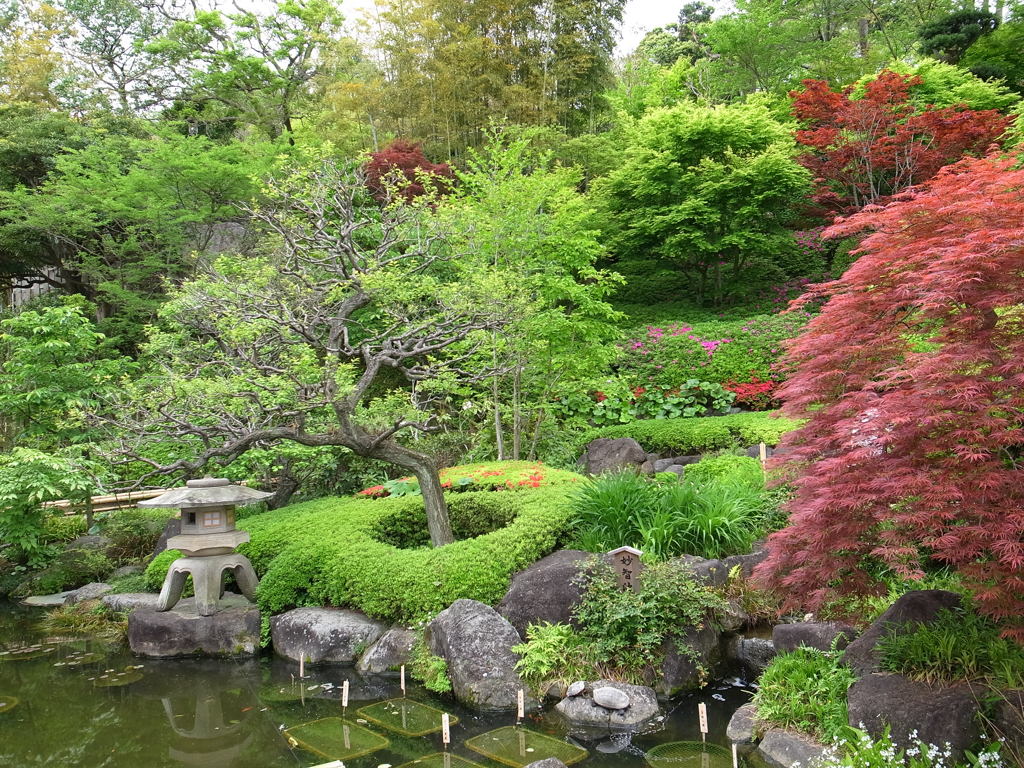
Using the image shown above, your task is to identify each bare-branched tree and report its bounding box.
[99,160,524,546]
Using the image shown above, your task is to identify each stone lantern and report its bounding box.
[139,478,272,617]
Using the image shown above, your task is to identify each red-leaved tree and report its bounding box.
[364,139,454,202]
[791,71,1011,213]
[757,153,1024,640]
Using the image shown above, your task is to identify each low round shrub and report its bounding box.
[685,455,764,486]
[146,461,582,623]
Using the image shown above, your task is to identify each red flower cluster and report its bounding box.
[357,485,387,498]
[725,378,778,411]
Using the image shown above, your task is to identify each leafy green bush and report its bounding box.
[358,460,582,498]
[570,469,772,560]
[144,549,181,591]
[146,462,581,623]
[878,607,1024,690]
[552,378,735,426]
[521,558,725,688]
[41,514,89,543]
[685,455,764,486]
[11,547,113,598]
[513,622,597,691]
[753,648,857,744]
[101,509,169,561]
[580,412,802,456]
[371,492,518,548]
[410,637,452,693]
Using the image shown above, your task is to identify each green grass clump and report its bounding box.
[685,455,764,485]
[569,467,774,561]
[753,648,857,744]
[146,461,580,624]
[879,607,1024,690]
[580,412,802,456]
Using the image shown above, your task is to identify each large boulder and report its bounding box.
[103,592,161,612]
[64,582,113,605]
[152,517,180,558]
[727,702,758,747]
[657,623,722,697]
[993,689,1024,757]
[271,607,387,664]
[756,728,826,768]
[128,594,260,658]
[554,680,660,734]
[497,550,592,637]
[579,438,647,476]
[668,555,729,587]
[356,627,417,675]
[425,599,535,712]
[843,590,962,676]
[724,636,776,678]
[846,673,980,764]
[722,542,769,579]
[773,622,859,654]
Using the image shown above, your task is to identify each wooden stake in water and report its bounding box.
[341,679,349,714]
[732,743,739,768]
[516,689,525,722]
[299,654,305,679]
[698,702,708,744]
[400,664,406,696]
[441,713,451,749]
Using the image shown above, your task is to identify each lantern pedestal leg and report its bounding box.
[156,554,261,616]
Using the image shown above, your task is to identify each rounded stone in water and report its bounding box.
[566,681,585,697]
[592,686,630,710]
[645,742,732,768]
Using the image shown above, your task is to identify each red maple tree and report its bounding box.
[756,153,1024,640]
[791,71,1011,213]
[363,139,454,203]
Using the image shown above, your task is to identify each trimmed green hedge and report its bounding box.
[146,461,582,623]
[580,412,801,456]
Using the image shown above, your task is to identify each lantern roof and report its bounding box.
[137,477,273,509]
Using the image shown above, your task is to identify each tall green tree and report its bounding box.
[593,102,811,306]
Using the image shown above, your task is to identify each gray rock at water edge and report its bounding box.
[578,438,648,476]
[128,594,260,658]
[727,702,758,747]
[725,637,776,678]
[846,673,980,765]
[64,582,113,605]
[497,550,592,637]
[668,555,729,587]
[152,517,180,558]
[554,680,660,734]
[20,590,75,607]
[596,733,632,753]
[653,455,701,473]
[772,622,859,654]
[593,686,630,710]
[718,599,749,633]
[992,689,1024,758]
[110,564,144,579]
[425,598,537,712]
[843,590,962,676]
[657,623,722,697]
[356,627,417,675]
[566,680,586,697]
[102,592,161,612]
[756,728,827,768]
[271,607,387,664]
[745,445,775,459]
[524,760,568,768]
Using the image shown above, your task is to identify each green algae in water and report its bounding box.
[465,726,588,767]
[358,699,458,737]
[259,682,304,702]
[396,753,484,768]
[645,742,733,768]
[0,695,18,713]
[285,717,389,761]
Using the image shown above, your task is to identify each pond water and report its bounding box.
[0,602,756,768]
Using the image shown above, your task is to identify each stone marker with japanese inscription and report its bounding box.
[607,546,644,592]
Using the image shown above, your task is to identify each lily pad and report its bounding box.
[0,695,18,713]
[358,699,458,737]
[466,727,588,768]
[0,644,58,661]
[93,668,144,688]
[645,741,733,768]
[54,651,104,668]
[284,717,389,761]
[396,754,484,768]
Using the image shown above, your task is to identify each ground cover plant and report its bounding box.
[818,726,1008,768]
[753,647,857,744]
[146,461,581,623]
[579,411,802,457]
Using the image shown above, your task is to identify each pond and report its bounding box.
[0,602,756,768]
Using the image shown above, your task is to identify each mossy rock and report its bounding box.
[11,548,114,599]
